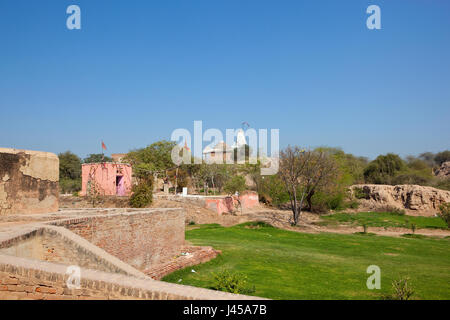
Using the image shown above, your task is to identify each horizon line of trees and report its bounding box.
[57,143,450,206]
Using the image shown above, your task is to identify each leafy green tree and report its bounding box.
[129,179,153,208]
[434,151,450,166]
[224,175,247,195]
[125,140,177,178]
[364,153,405,184]
[58,151,82,194]
[58,151,81,180]
[83,153,112,163]
[419,152,436,167]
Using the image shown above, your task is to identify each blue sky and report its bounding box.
[1,0,449,160]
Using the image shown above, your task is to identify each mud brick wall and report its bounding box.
[0,148,59,215]
[0,228,125,275]
[53,209,185,270]
[0,254,261,300]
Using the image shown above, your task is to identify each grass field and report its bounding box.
[163,222,450,300]
[318,211,448,230]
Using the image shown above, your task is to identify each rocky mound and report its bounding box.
[435,161,450,179]
[350,184,450,216]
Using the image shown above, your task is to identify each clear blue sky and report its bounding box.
[1,0,449,160]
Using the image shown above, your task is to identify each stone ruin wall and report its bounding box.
[50,209,186,270]
[351,184,450,216]
[0,148,59,215]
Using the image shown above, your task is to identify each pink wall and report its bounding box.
[204,191,259,215]
[80,163,133,197]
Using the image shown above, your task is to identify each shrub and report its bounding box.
[347,200,359,209]
[260,175,290,208]
[437,203,450,228]
[212,270,255,295]
[353,187,368,200]
[59,178,81,194]
[309,191,346,214]
[387,277,415,300]
[327,193,345,210]
[224,175,246,195]
[434,150,450,166]
[129,180,153,208]
[411,223,416,234]
[364,153,405,184]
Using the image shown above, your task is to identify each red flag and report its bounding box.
[101,141,107,150]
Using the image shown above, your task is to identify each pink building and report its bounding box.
[80,162,133,197]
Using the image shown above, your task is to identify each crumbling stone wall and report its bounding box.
[0,148,59,215]
[351,184,450,216]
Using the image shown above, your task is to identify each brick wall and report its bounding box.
[0,228,127,275]
[0,254,265,300]
[52,209,185,270]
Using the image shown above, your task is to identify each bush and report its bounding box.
[59,178,81,194]
[224,176,246,195]
[129,180,153,208]
[437,203,450,228]
[353,187,368,199]
[434,151,450,165]
[259,175,290,208]
[212,270,255,295]
[384,277,415,300]
[309,191,346,214]
[364,153,405,184]
[347,200,359,209]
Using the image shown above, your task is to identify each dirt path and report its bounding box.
[6,197,448,239]
[235,209,450,238]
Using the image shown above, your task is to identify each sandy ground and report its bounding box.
[161,200,450,238]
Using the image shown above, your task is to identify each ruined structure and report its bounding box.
[435,161,450,179]
[0,148,59,215]
[351,184,450,216]
[80,162,132,197]
[0,208,259,300]
[157,191,260,215]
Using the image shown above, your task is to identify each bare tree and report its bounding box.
[279,146,338,225]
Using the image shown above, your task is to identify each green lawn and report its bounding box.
[318,211,448,230]
[162,222,450,300]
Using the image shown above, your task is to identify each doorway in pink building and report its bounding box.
[116,175,125,196]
